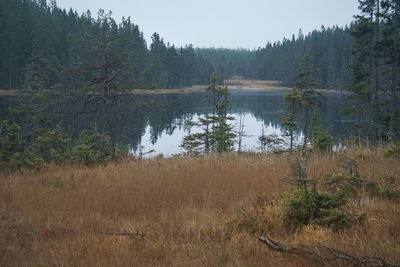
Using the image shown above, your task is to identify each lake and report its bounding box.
[0,89,355,157]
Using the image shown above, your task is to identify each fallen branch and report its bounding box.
[258,236,400,267]
[95,230,144,238]
[258,236,286,251]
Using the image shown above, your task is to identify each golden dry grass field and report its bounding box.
[1,149,399,266]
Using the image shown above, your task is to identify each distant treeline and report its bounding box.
[196,26,354,89]
[249,26,354,89]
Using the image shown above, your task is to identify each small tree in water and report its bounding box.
[282,88,302,153]
[181,76,236,154]
[282,55,330,153]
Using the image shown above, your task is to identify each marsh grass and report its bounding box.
[0,149,399,266]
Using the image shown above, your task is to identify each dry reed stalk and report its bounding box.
[0,149,399,266]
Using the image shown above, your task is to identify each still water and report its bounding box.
[137,113,299,157]
[128,90,353,157]
[0,89,354,157]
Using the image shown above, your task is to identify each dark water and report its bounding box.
[0,90,355,157]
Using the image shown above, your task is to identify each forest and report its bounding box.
[0,0,212,90]
[0,0,400,266]
[0,0,360,91]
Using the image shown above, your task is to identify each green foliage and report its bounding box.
[29,130,69,164]
[285,172,400,230]
[21,152,46,171]
[384,142,400,158]
[0,120,25,171]
[0,118,128,172]
[250,26,353,89]
[208,77,236,152]
[285,187,352,230]
[325,174,400,202]
[282,88,302,152]
[180,133,205,155]
[69,132,113,166]
[283,174,372,230]
[0,0,211,90]
[0,120,58,171]
[350,0,400,140]
[0,120,23,161]
[313,134,334,152]
[181,77,236,155]
[282,56,328,153]
[285,170,400,230]
[258,133,285,152]
[237,171,399,235]
[309,114,334,152]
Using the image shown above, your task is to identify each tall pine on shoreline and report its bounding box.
[350,0,400,140]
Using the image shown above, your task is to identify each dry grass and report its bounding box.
[225,78,289,91]
[0,149,399,266]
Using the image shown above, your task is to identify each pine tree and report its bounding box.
[350,0,400,140]
[282,55,324,153]
[282,88,302,153]
[181,77,236,154]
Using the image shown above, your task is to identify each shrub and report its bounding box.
[69,131,114,165]
[313,134,334,152]
[113,144,129,162]
[29,130,70,164]
[0,120,25,171]
[1,119,129,171]
[284,186,353,230]
[259,134,285,152]
[385,141,400,157]
[284,173,400,230]
[325,174,400,202]
[309,114,334,152]
[22,152,46,170]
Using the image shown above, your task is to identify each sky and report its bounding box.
[54,0,360,49]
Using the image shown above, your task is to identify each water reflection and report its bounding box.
[135,113,301,157]
[0,90,354,157]
[128,90,351,157]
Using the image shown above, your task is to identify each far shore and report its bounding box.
[0,79,341,96]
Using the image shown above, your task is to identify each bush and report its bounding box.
[284,186,353,230]
[325,174,400,202]
[0,120,25,171]
[309,114,334,152]
[113,144,129,162]
[22,152,46,170]
[1,119,129,171]
[313,134,334,152]
[1,122,69,171]
[385,141,400,157]
[69,131,114,166]
[29,130,70,164]
[259,134,285,152]
[284,173,400,230]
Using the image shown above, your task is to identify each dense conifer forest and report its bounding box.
[196,27,354,90]
[0,0,212,90]
[0,0,355,91]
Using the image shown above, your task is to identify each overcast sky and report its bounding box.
[54,0,359,49]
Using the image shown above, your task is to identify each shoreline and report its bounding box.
[0,79,342,96]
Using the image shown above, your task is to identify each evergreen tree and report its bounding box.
[282,56,325,152]
[181,77,236,154]
[350,0,400,140]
